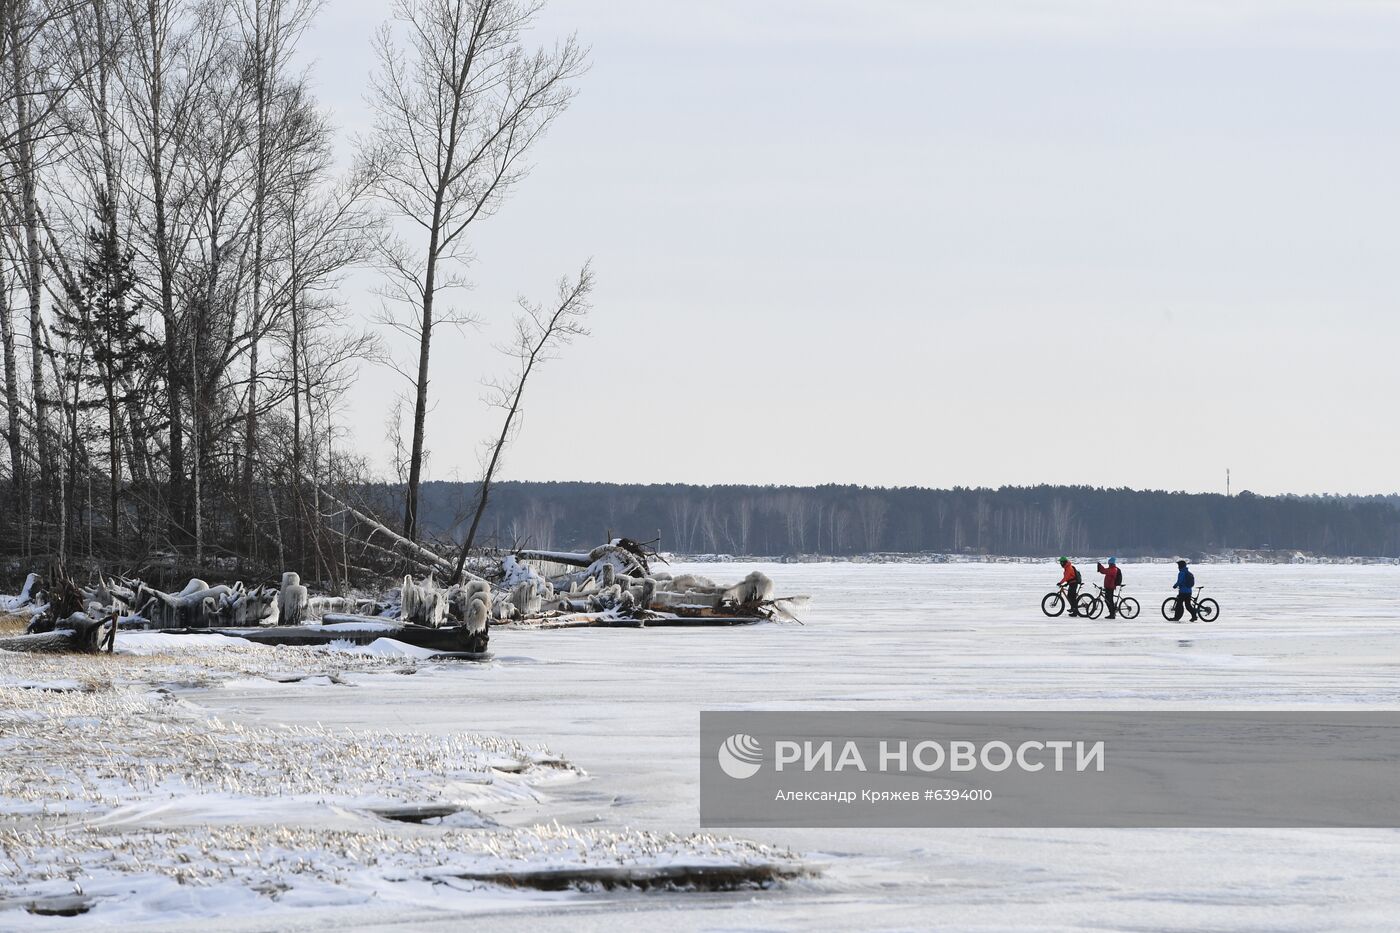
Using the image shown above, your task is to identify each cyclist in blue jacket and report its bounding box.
[1171,559,1198,622]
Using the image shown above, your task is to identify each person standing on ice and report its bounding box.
[1171,559,1198,622]
[1057,557,1082,616]
[1096,557,1123,619]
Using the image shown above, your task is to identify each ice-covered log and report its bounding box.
[465,597,489,634]
[2,612,112,653]
[446,580,490,624]
[651,589,722,611]
[305,595,374,620]
[85,577,138,613]
[722,571,775,606]
[400,575,449,627]
[642,569,799,620]
[510,582,542,618]
[130,580,280,629]
[515,549,593,567]
[178,578,209,597]
[518,539,651,582]
[0,572,41,612]
[279,573,309,626]
[232,588,279,626]
[135,581,237,628]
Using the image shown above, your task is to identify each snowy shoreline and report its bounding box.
[0,632,807,925]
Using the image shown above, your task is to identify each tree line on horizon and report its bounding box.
[390,481,1400,559]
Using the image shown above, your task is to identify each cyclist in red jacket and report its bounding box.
[1058,557,1081,617]
[1096,557,1122,618]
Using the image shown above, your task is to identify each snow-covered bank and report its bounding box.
[0,632,808,926]
[4,823,802,925]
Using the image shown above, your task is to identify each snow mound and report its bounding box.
[115,631,246,655]
[328,636,443,659]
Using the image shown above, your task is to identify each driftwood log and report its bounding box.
[2,613,113,653]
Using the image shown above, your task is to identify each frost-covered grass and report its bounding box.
[0,677,802,921]
[0,632,417,692]
[0,822,800,889]
[0,685,570,815]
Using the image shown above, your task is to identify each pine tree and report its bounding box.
[54,189,156,541]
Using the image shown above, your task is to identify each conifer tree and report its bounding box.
[55,189,156,538]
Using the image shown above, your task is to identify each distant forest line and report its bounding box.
[360,482,1400,559]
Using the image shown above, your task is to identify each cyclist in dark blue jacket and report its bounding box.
[1171,559,1198,622]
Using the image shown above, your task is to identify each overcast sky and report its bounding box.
[304,1,1400,496]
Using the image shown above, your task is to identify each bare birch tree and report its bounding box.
[233,0,319,554]
[364,0,586,542]
[0,217,26,516]
[3,0,58,511]
[119,0,228,546]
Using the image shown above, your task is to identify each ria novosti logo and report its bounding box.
[717,733,764,779]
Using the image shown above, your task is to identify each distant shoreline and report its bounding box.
[669,551,1400,566]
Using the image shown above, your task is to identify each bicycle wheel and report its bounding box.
[1041,592,1065,617]
[1196,598,1219,622]
[1119,597,1140,620]
[1077,594,1096,617]
[1161,597,1178,621]
[1086,597,1103,619]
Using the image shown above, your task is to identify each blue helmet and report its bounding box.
[1108,557,1117,565]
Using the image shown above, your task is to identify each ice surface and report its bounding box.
[184,561,1400,930]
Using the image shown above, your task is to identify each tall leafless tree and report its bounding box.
[364,0,585,542]
[4,0,56,510]
[233,0,319,555]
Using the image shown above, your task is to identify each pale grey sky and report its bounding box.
[305,1,1400,496]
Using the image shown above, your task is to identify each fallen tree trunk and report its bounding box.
[317,488,488,582]
[516,540,651,578]
[322,523,448,579]
[514,549,592,567]
[1,613,111,653]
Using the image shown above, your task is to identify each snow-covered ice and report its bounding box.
[5,561,1400,929]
